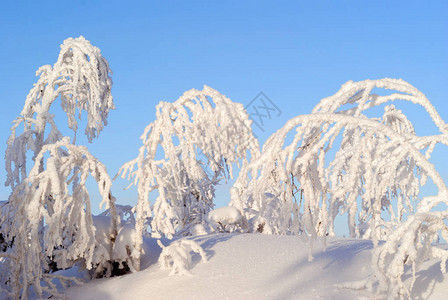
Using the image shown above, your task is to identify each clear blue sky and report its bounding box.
[1,1,447,219]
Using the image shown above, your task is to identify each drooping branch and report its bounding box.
[1,138,117,298]
[5,36,114,190]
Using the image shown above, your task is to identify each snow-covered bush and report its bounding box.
[112,223,139,274]
[157,239,208,275]
[207,206,249,233]
[94,206,140,275]
[0,138,118,298]
[92,215,139,276]
[0,202,11,253]
[119,86,259,269]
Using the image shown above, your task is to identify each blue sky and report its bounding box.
[1,1,447,221]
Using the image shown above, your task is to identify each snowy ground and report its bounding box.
[64,234,448,300]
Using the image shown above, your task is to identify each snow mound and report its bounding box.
[64,234,448,299]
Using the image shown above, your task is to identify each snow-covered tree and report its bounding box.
[119,86,259,269]
[0,138,118,299]
[231,79,448,237]
[0,36,118,299]
[5,36,114,190]
[230,78,448,298]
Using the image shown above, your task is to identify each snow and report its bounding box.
[64,234,448,300]
[207,206,249,233]
[208,206,243,224]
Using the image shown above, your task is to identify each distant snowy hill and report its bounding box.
[64,234,448,299]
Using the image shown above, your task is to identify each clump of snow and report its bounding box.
[187,223,211,236]
[207,206,249,233]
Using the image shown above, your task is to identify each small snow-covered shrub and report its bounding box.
[157,239,208,275]
[112,223,140,274]
[207,206,249,233]
[89,216,117,277]
[0,202,12,253]
[84,214,138,277]
[96,205,139,274]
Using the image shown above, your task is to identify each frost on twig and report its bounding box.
[157,239,208,276]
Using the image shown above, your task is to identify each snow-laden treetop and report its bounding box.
[22,36,114,141]
[5,36,114,190]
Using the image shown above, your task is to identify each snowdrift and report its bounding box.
[64,234,448,300]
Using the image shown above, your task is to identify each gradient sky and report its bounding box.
[1,1,447,224]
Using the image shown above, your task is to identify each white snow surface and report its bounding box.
[64,234,448,300]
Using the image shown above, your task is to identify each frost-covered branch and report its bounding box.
[372,210,448,299]
[313,78,448,134]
